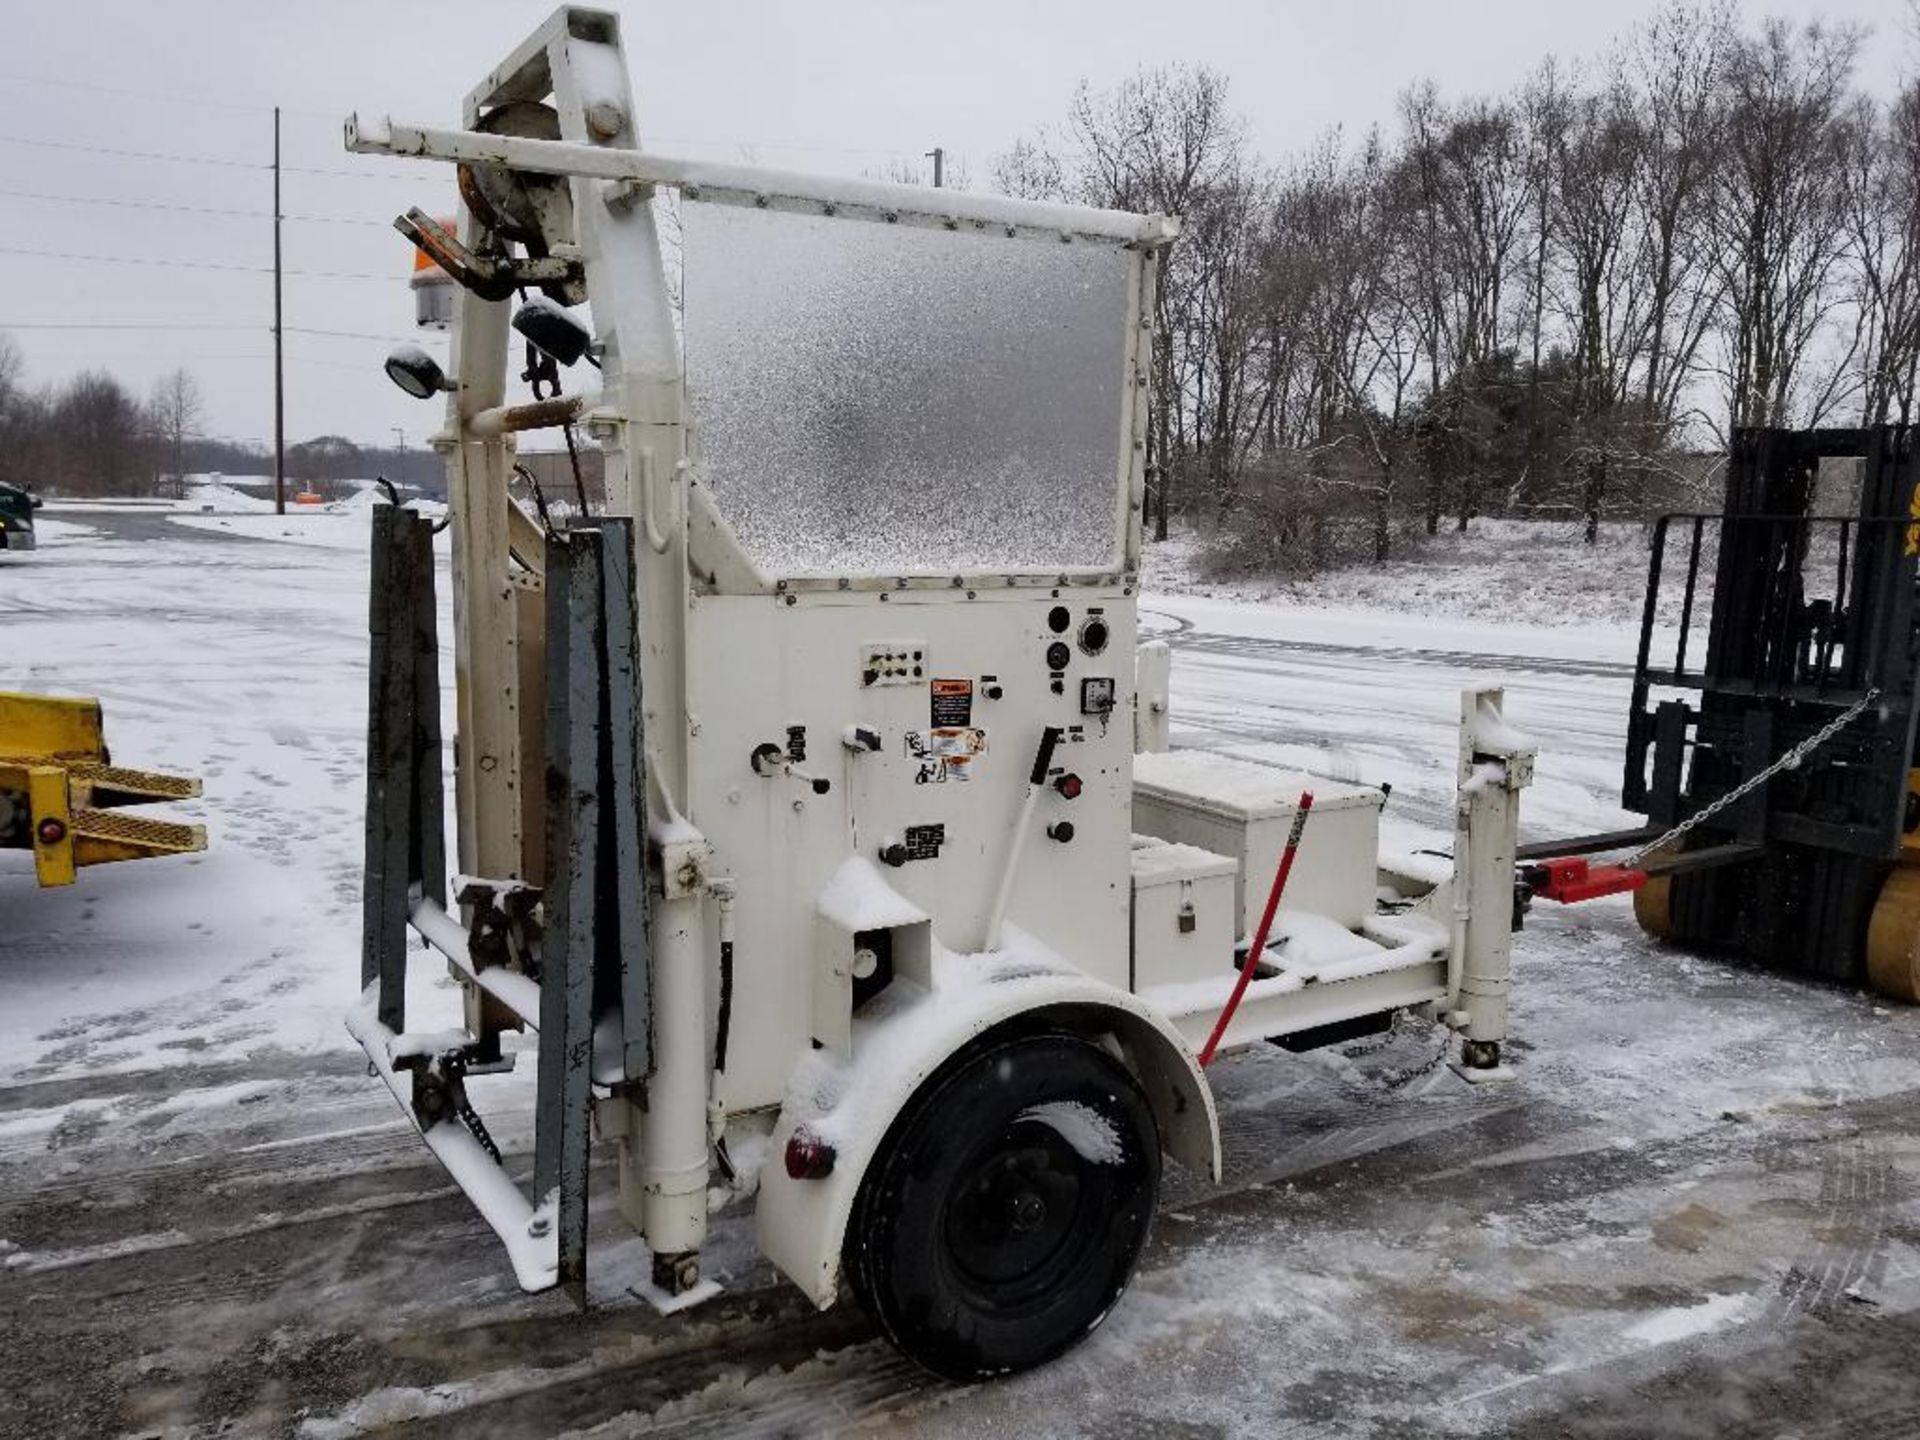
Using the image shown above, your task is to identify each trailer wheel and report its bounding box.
[844,1030,1160,1380]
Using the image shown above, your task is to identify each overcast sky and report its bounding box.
[4,0,1913,458]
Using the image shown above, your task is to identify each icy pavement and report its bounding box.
[4,514,1920,1438]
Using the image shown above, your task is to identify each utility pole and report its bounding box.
[272,105,286,516]
[392,426,407,490]
[925,146,944,188]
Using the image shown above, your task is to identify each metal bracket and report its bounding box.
[361,503,446,1033]
[395,208,581,302]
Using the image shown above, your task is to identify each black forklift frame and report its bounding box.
[1524,425,1920,984]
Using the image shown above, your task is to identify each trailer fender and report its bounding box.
[755,969,1220,1307]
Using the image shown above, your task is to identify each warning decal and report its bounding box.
[930,677,973,728]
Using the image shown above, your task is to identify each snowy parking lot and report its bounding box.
[5,507,1920,1438]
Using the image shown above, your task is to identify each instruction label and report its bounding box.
[903,823,946,861]
[904,727,988,784]
[930,678,973,728]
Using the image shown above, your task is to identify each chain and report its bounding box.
[1622,686,1882,867]
[1338,1010,1453,1089]
[443,1055,503,1164]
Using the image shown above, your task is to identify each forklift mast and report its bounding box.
[1623,425,1920,990]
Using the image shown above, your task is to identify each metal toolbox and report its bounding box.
[1132,752,1384,935]
[1129,837,1237,992]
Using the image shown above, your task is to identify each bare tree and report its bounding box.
[149,368,203,501]
[1710,20,1863,429]
[996,65,1246,539]
[1840,83,1920,424]
[1624,1,1733,427]
[53,372,153,497]
[1553,78,1654,537]
[1395,88,1533,530]
[0,332,39,494]
[1518,58,1571,430]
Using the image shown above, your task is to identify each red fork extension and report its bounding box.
[1525,856,1648,904]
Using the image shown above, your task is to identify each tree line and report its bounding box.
[998,3,1920,569]
[0,337,442,499]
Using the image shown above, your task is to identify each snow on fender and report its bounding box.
[755,931,1221,1308]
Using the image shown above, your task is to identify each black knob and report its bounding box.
[1045,641,1071,671]
[879,843,908,867]
[1047,821,1075,843]
[985,684,1004,700]
[1048,605,1071,633]
[811,777,832,795]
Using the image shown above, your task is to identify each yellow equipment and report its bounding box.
[0,691,205,887]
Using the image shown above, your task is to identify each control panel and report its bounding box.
[861,640,927,687]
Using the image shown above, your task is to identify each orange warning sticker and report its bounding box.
[930,677,973,727]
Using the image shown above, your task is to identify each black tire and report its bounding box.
[843,1029,1160,1381]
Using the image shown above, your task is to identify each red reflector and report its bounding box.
[35,817,67,847]
[784,1129,836,1180]
[1053,773,1083,800]
[1528,856,1647,904]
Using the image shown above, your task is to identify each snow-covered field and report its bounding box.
[4,511,1920,1439]
[1145,517,1707,633]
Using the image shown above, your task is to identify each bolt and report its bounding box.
[585,102,627,140]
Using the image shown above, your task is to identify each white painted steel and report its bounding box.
[351,3,1536,1318]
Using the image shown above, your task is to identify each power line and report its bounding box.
[0,71,331,118]
[0,320,261,331]
[0,321,444,343]
[0,185,394,227]
[0,243,400,281]
[0,130,265,169]
[0,130,436,181]
[0,117,926,172]
[287,325,447,343]
[0,68,932,158]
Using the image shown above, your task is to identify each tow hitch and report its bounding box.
[1522,856,1649,904]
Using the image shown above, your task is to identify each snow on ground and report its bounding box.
[168,510,399,551]
[6,510,1920,1439]
[1,505,445,1083]
[1144,518,1696,633]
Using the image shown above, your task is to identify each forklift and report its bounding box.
[0,692,205,886]
[1525,425,1920,1003]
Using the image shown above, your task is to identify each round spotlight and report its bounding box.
[384,344,452,400]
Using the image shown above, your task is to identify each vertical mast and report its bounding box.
[273,105,286,516]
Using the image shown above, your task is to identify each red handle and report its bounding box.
[1199,792,1313,1068]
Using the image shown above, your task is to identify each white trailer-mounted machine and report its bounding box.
[347,6,1536,1379]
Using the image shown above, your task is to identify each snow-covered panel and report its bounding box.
[1127,837,1237,889]
[815,856,926,934]
[1133,750,1385,819]
[680,201,1131,578]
